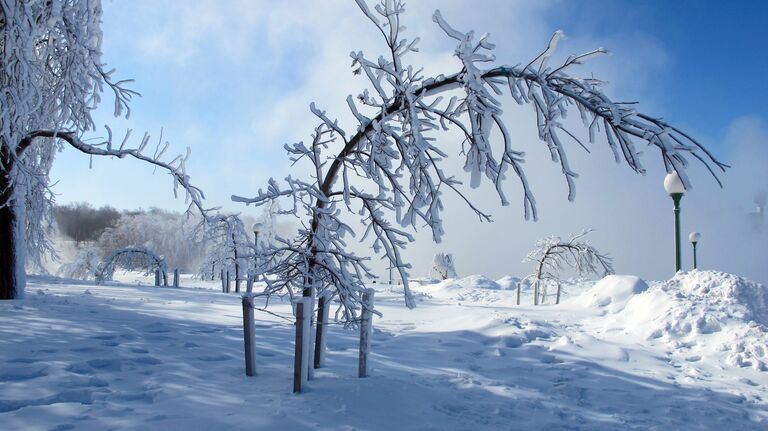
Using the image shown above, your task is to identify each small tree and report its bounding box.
[198,214,252,292]
[523,229,614,305]
[432,252,457,280]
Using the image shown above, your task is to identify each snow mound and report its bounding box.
[575,275,649,313]
[609,271,768,371]
[415,275,515,304]
[495,276,521,290]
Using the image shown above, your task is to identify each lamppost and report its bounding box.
[689,231,701,269]
[663,171,686,272]
[252,222,262,283]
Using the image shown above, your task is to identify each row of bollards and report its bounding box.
[241,288,376,393]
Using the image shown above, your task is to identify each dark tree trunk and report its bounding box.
[0,169,18,300]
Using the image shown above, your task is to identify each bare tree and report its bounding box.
[523,229,614,305]
[232,1,725,322]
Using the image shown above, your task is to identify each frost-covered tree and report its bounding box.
[56,246,102,280]
[233,1,725,321]
[524,229,614,305]
[432,252,457,280]
[0,0,207,299]
[198,214,252,291]
[96,208,205,272]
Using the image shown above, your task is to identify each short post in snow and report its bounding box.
[221,269,226,293]
[154,270,161,286]
[173,269,180,288]
[516,281,521,306]
[242,294,257,377]
[358,288,375,378]
[314,293,331,369]
[293,297,311,393]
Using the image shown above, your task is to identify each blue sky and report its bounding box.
[545,0,768,143]
[50,0,768,283]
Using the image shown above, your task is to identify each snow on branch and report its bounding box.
[232,1,725,319]
[524,229,614,305]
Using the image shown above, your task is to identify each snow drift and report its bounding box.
[586,271,768,371]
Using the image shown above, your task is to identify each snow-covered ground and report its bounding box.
[1,271,766,430]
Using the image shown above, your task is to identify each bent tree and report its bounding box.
[234,1,726,321]
[95,246,168,284]
[0,1,207,299]
[524,229,614,305]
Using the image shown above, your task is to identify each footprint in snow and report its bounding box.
[8,357,42,364]
[0,368,47,382]
[0,389,94,413]
[100,340,120,347]
[141,323,172,334]
[196,354,234,362]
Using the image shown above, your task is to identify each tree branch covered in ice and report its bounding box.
[232,1,725,319]
[524,229,614,305]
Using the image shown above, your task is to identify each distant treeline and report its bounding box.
[54,203,206,272]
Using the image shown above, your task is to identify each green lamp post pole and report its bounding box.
[689,231,701,269]
[664,172,686,273]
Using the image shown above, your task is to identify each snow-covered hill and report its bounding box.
[0,271,765,430]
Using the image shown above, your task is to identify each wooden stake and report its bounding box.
[173,269,180,288]
[358,288,375,378]
[293,297,310,393]
[314,293,331,369]
[242,294,257,377]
